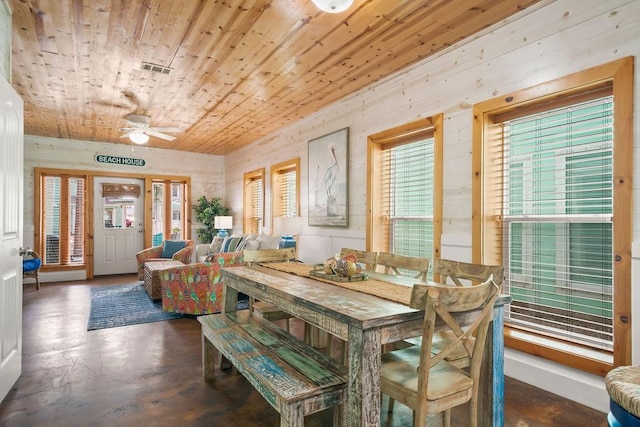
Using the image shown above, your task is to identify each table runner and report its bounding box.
[259,262,413,305]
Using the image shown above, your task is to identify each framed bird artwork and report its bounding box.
[308,127,349,227]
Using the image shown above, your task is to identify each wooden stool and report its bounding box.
[605,366,640,426]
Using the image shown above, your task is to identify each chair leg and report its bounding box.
[332,403,344,427]
[388,397,395,412]
[443,408,451,427]
[36,274,40,290]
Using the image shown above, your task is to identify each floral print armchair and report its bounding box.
[135,239,194,280]
[158,251,244,315]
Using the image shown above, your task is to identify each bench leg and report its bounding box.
[281,401,304,427]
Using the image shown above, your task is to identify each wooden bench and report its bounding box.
[199,310,347,427]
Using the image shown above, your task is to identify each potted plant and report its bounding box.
[192,196,230,243]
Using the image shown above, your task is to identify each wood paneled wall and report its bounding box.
[224,0,640,413]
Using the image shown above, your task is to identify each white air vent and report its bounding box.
[140,62,172,74]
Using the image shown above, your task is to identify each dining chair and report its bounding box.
[339,247,378,271]
[433,258,505,289]
[380,277,499,427]
[376,252,430,282]
[325,248,380,363]
[243,248,296,332]
[429,258,505,368]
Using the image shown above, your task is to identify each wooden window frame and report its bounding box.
[271,158,300,222]
[367,115,443,259]
[472,57,633,375]
[36,171,88,271]
[243,168,265,234]
[151,180,188,243]
[33,167,191,278]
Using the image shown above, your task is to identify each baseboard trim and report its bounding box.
[505,348,608,413]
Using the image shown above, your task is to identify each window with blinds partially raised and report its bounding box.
[499,94,614,351]
[244,169,264,234]
[368,116,442,268]
[272,159,299,218]
[473,57,634,373]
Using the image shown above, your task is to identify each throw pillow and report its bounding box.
[257,234,282,250]
[242,239,260,250]
[23,258,41,272]
[224,236,245,252]
[161,240,187,258]
[237,233,258,251]
[209,236,225,254]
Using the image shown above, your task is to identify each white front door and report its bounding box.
[93,177,145,275]
[0,76,24,402]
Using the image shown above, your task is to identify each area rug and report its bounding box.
[87,282,249,331]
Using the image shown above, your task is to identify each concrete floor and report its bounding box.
[0,274,607,426]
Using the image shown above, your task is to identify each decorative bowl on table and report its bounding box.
[310,256,368,282]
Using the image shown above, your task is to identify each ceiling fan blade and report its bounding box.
[119,131,134,139]
[146,129,176,141]
[150,126,183,133]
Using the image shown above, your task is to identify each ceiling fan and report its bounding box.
[119,114,183,144]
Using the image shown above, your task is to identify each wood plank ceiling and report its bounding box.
[9,0,543,155]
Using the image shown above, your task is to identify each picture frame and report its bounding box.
[308,127,349,227]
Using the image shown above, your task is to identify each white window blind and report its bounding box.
[274,166,297,217]
[381,138,434,259]
[152,182,165,246]
[499,95,614,350]
[42,175,85,265]
[43,176,60,264]
[248,177,263,234]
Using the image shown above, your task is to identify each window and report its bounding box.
[151,181,187,244]
[473,57,633,374]
[244,168,265,234]
[101,184,139,229]
[368,116,443,267]
[38,171,87,266]
[272,158,300,219]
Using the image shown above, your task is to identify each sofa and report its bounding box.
[195,233,282,263]
[159,251,244,315]
[135,239,194,280]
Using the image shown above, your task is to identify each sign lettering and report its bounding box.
[95,154,145,167]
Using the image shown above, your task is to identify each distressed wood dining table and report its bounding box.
[220,263,511,427]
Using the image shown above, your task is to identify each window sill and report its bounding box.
[41,264,86,272]
[504,326,613,377]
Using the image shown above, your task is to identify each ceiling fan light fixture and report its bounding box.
[129,132,149,145]
[311,0,354,13]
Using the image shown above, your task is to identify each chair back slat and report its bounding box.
[339,248,378,271]
[432,258,504,288]
[377,252,430,281]
[243,248,296,264]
